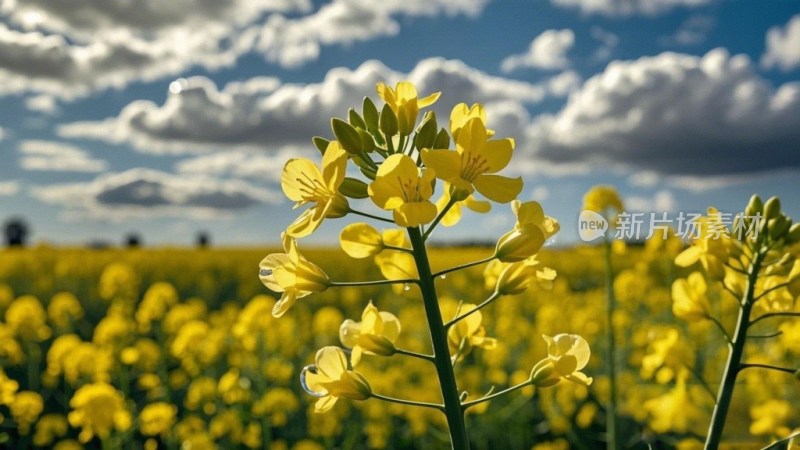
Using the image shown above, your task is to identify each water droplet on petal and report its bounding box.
[440,274,447,279]
[403,284,411,292]
[300,364,326,397]
[260,269,273,277]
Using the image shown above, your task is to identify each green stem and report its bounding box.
[347,208,395,224]
[708,316,732,344]
[444,292,501,329]
[738,363,796,374]
[329,278,418,288]
[461,380,532,410]
[383,244,413,253]
[704,249,764,450]
[395,347,435,362]
[407,226,471,450]
[432,255,495,279]
[424,197,457,240]
[750,311,800,326]
[603,239,618,450]
[371,393,444,411]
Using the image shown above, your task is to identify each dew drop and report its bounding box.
[260,269,273,277]
[403,284,411,292]
[300,364,326,397]
[440,274,447,280]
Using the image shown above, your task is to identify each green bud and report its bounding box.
[415,112,438,151]
[312,136,330,155]
[332,118,362,154]
[433,127,450,149]
[745,194,763,217]
[764,197,781,220]
[356,128,375,153]
[379,104,398,137]
[362,97,379,131]
[769,216,790,240]
[358,335,396,357]
[348,108,366,130]
[339,177,369,199]
[787,223,800,243]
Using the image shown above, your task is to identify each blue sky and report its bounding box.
[1,0,799,246]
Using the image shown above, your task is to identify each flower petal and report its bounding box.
[473,175,523,203]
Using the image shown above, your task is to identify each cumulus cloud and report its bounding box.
[175,148,310,181]
[501,29,575,72]
[18,140,108,172]
[0,180,20,196]
[625,190,677,212]
[761,15,800,72]
[24,95,59,115]
[30,168,280,221]
[550,0,713,16]
[255,0,489,68]
[0,0,308,97]
[526,49,800,177]
[591,26,619,62]
[59,58,558,155]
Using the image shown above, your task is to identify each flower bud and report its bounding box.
[328,372,372,400]
[379,104,398,137]
[356,128,375,153]
[331,118,362,154]
[769,216,790,241]
[312,136,330,155]
[745,194,763,217]
[339,177,369,199]
[764,196,781,220]
[348,108,366,130]
[415,112,438,151]
[495,225,545,263]
[530,359,559,387]
[495,262,536,295]
[362,97,379,132]
[788,223,800,244]
[433,128,450,149]
[357,334,396,357]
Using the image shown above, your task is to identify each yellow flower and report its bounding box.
[373,229,418,292]
[47,292,84,329]
[422,117,522,203]
[640,329,694,384]
[449,103,492,141]
[0,368,19,406]
[301,346,372,413]
[10,391,44,435]
[339,223,383,259]
[495,200,559,262]
[53,440,84,450]
[68,383,132,443]
[643,373,707,434]
[340,301,401,365]
[435,186,491,227]
[489,256,557,296]
[376,81,440,135]
[5,295,51,341]
[282,141,349,238]
[260,234,330,318]
[447,304,497,362]
[582,185,624,216]
[33,414,69,447]
[750,399,793,437]
[252,388,300,427]
[674,208,730,279]
[671,272,711,322]
[531,334,592,387]
[368,154,437,227]
[136,282,179,331]
[139,402,177,437]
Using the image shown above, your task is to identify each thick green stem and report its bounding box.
[704,250,764,450]
[408,227,470,450]
[603,239,618,450]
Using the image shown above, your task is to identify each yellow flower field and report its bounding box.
[0,237,797,449]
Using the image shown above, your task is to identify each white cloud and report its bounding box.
[591,26,619,61]
[546,70,582,96]
[625,189,677,212]
[761,15,800,71]
[659,14,715,46]
[0,126,5,140]
[255,0,489,68]
[30,168,280,222]
[24,95,59,115]
[501,29,575,72]
[59,58,555,156]
[175,148,311,181]
[628,171,660,188]
[530,186,550,201]
[18,140,108,172]
[526,49,800,177]
[550,0,713,16]
[0,180,20,196]
[0,0,308,97]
